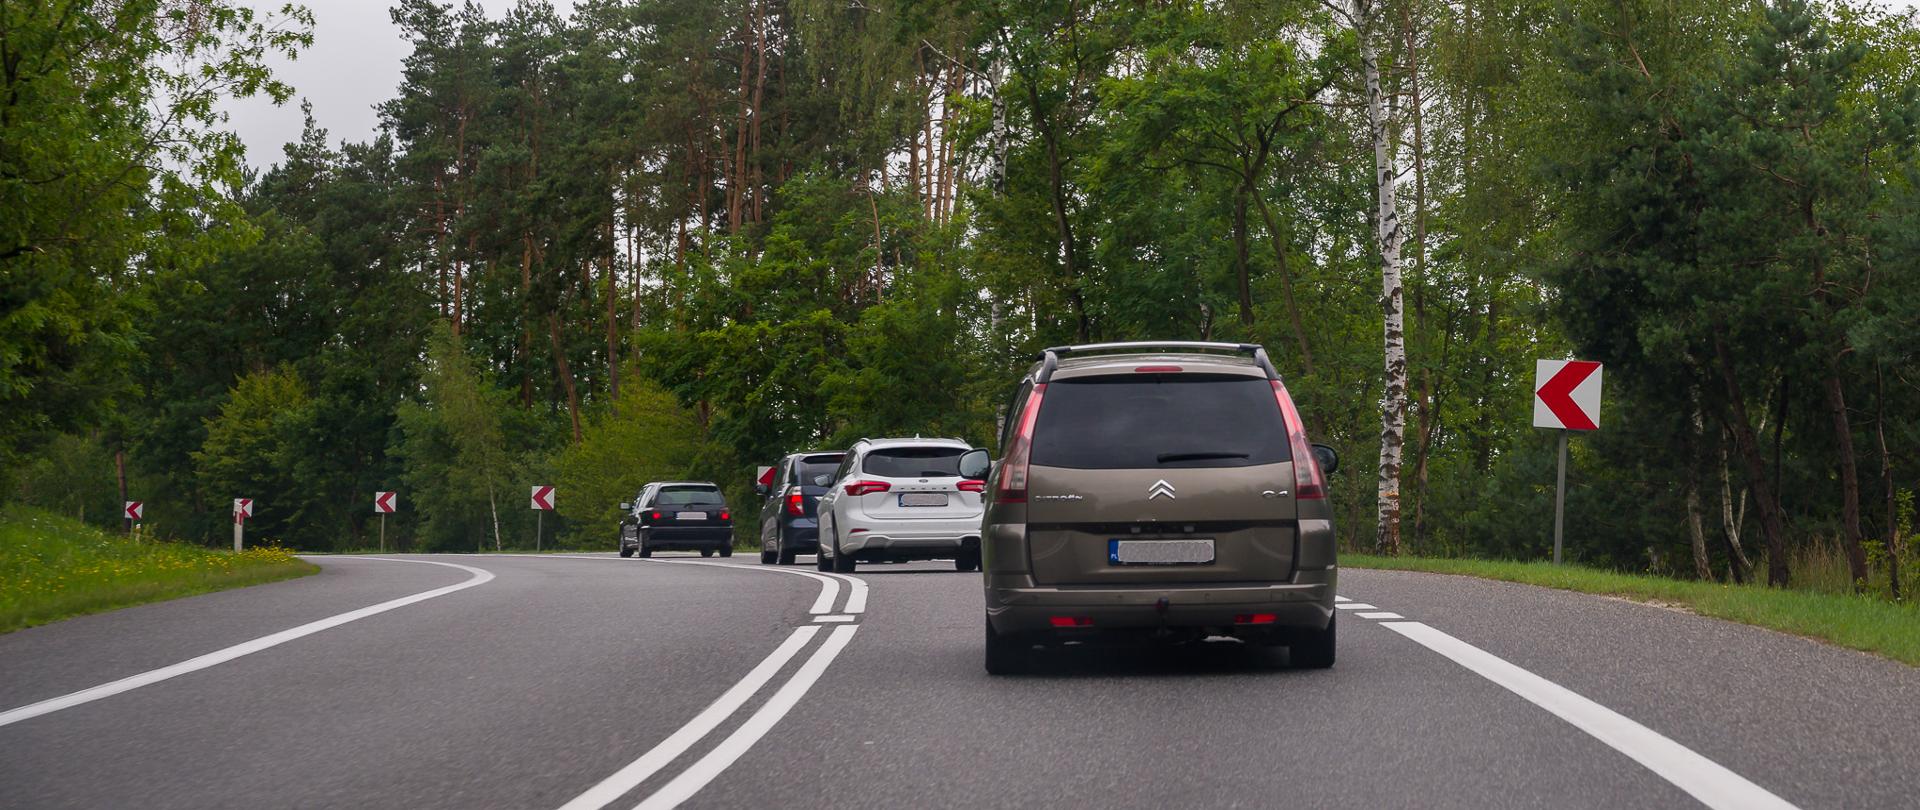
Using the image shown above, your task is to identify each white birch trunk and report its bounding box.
[1356,0,1408,555]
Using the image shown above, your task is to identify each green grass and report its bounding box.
[1344,554,1920,666]
[0,505,318,634]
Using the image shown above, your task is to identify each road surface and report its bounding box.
[2,552,1915,809]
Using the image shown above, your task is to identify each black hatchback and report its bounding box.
[620,482,733,558]
[755,451,845,565]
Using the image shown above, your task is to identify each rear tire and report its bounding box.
[1290,614,1336,669]
[700,549,714,558]
[815,551,831,571]
[777,545,796,566]
[638,543,652,558]
[984,616,1029,675]
[954,550,981,572]
[832,551,857,573]
[719,547,732,558]
[619,545,635,558]
[760,547,776,564]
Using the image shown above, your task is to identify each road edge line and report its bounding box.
[0,556,494,729]
[1380,621,1798,810]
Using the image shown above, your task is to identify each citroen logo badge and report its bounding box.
[1148,479,1177,500]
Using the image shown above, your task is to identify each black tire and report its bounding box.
[719,547,732,558]
[777,547,796,566]
[760,548,776,565]
[832,551,857,573]
[954,550,981,572]
[638,545,652,558]
[816,551,831,571]
[984,616,1029,675]
[619,545,635,558]
[1291,614,1336,669]
[700,549,714,558]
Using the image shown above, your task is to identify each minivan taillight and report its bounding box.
[785,489,804,516]
[996,383,1047,504]
[1271,380,1326,500]
[844,480,892,496]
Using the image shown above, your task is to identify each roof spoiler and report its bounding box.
[1035,341,1279,383]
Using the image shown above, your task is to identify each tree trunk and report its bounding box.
[1249,193,1316,376]
[1719,430,1755,582]
[488,483,501,552]
[1714,333,1790,587]
[1876,366,1900,600]
[1821,373,1869,589]
[1358,1,1409,555]
[115,448,127,535]
[549,313,583,444]
[606,219,620,410]
[1687,408,1713,580]
[1233,188,1254,327]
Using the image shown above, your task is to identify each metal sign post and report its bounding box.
[1533,360,1602,564]
[374,492,396,552]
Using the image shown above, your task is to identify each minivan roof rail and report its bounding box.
[1035,341,1279,382]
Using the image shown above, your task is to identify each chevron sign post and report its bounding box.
[375,492,397,552]
[531,486,555,551]
[232,498,254,552]
[1535,360,1603,564]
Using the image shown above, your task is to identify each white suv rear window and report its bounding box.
[862,447,965,478]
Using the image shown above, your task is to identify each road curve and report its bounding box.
[0,553,1914,809]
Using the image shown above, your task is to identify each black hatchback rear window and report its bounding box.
[656,486,724,507]
[1029,375,1291,469]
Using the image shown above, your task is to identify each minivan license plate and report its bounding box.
[899,493,948,507]
[1109,539,1215,565]
[676,511,706,520]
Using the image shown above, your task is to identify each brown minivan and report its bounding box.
[958,342,1339,674]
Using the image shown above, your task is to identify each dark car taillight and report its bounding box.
[1271,380,1326,500]
[649,510,662,520]
[995,383,1046,504]
[785,488,804,516]
[719,510,730,522]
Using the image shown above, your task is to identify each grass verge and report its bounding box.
[0,505,318,634]
[1344,553,1920,667]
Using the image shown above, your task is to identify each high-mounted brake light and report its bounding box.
[1134,365,1183,373]
[1271,380,1326,500]
[995,384,1047,504]
[785,489,804,516]
[844,480,892,496]
[957,479,986,493]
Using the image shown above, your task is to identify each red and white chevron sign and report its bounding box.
[374,491,397,514]
[124,501,143,521]
[1534,360,1603,431]
[530,485,555,511]
[233,498,253,519]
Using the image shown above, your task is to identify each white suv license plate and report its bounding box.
[1110,539,1215,565]
[899,493,949,507]
[676,511,707,520]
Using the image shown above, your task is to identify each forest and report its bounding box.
[4,0,1917,597]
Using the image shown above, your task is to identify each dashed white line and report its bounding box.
[633,625,861,810]
[1334,603,1378,610]
[1357,612,1403,620]
[556,627,821,810]
[812,615,855,623]
[0,556,494,729]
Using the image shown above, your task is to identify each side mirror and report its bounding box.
[1311,444,1339,476]
[618,502,632,512]
[958,449,991,480]
[753,483,769,496]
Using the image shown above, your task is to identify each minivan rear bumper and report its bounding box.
[985,569,1335,635]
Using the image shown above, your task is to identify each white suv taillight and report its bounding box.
[995,384,1047,504]
[1272,380,1326,500]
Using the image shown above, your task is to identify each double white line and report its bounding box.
[557,556,866,810]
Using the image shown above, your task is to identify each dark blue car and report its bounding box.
[755,451,845,565]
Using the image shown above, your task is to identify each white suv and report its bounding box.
[815,437,987,573]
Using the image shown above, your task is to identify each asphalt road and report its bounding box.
[2,552,1916,809]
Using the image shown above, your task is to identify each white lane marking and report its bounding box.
[1357,612,1403,620]
[1335,595,1351,602]
[1334,603,1378,610]
[633,625,861,810]
[556,626,821,810]
[1382,621,1798,810]
[0,556,494,729]
[812,615,855,623]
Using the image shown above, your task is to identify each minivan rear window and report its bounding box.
[862,447,965,478]
[1029,375,1291,469]
[656,485,724,507]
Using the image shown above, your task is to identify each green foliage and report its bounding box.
[193,367,323,547]
[553,378,706,545]
[392,324,526,552]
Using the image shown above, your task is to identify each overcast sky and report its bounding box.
[227,0,1920,171]
[226,0,575,170]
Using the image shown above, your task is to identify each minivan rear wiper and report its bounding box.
[1155,451,1250,463]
